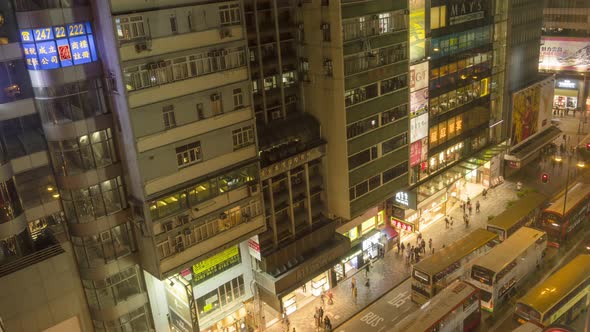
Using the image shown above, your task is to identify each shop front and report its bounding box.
[253,232,350,316]
[554,79,581,114]
[333,209,394,282]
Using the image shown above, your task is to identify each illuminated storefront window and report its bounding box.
[20,22,98,70]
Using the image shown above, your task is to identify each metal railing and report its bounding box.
[0,242,64,278]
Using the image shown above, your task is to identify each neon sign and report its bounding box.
[20,22,98,70]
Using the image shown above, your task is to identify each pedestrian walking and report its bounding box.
[400,242,405,256]
[468,204,473,215]
[463,202,466,213]
[421,239,426,254]
[475,200,480,213]
[365,263,370,277]
[397,241,401,253]
[428,238,432,252]
[351,276,356,290]
[450,216,454,226]
[467,197,471,206]
[324,316,332,332]
[314,307,320,328]
[285,317,290,332]
[445,216,449,229]
[320,291,325,306]
[302,283,306,293]
[327,290,334,305]
[352,285,358,303]
[319,306,324,323]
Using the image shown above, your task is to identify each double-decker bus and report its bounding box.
[391,280,480,332]
[411,229,498,304]
[487,192,548,241]
[468,227,547,312]
[539,181,590,247]
[514,254,590,327]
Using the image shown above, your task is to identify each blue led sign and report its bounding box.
[20,22,98,71]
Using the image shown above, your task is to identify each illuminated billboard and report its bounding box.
[409,0,426,63]
[410,62,429,117]
[20,22,98,71]
[191,245,241,284]
[511,85,541,145]
[410,113,429,143]
[539,36,590,72]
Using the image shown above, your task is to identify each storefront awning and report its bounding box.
[416,142,509,204]
[505,126,562,162]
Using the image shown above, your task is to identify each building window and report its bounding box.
[233,88,244,109]
[211,93,223,115]
[176,142,202,168]
[431,6,447,29]
[196,103,205,120]
[382,162,408,183]
[162,105,176,129]
[170,14,178,34]
[321,23,331,42]
[232,125,254,150]
[347,115,379,139]
[381,104,408,125]
[219,4,241,26]
[324,58,333,77]
[348,146,378,170]
[382,133,407,155]
[197,276,245,319]
[264,76,277,91]
[115,16,146,41]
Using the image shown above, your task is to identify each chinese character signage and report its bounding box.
[192,246,241,285]
[391,217,415,232]
[410,113,429,143]
[539,37,590,72]
[20,22,98,71]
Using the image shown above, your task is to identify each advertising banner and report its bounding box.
[409,0,426,63]
[410,62,429,92]
[410,113,429,143]
[192,246,241,284]
[511,85,541,145]
[538,77,555,130]
[247,235,261,261]
[165,283,193,332]
[410,140,422,167]
[539,36,590,72]
[410,88,429,117]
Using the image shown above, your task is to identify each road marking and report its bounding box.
[360,312,384,327]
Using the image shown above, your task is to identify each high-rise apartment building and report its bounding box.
[502,0,560,176]
[2,0,266,331]
[1,0,411,330]
[0,1,92,331]
[242,0,351,320]
[389,0,511,235]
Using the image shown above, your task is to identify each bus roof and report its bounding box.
[517,254,590,315]
[487,192,548,230]
[413,229,498,275]
[544,181,590,217]
[471,227,545,273]
[391,280,477,332]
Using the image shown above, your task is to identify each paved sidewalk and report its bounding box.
[265,182,521,332]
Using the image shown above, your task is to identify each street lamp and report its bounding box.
[553,155,585,215]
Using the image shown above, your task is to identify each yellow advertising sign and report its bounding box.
[192,245,241,284]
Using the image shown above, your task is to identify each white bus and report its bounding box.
[468,227,547,312]
[411,229,497,304]
[391,280,481,332]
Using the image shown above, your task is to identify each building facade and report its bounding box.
[0,1,92,331]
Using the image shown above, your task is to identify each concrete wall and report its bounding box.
[0,245,92,332]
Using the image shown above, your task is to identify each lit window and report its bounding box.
[176,142,202,168]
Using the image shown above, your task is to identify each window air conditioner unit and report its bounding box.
[176,242,184,252]
[135,42,148,53]
[148,63,158,70]
[219,212,228,220]
[183,228,191,235]
[158,60,167,67]
[220,28,232,39]
[249,184,259,195]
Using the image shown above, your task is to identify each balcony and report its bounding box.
[159,212,265,277]
[128,66,248,109]
[0,232,64,279]
[258,112,325,169]
[119,25,245,62]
